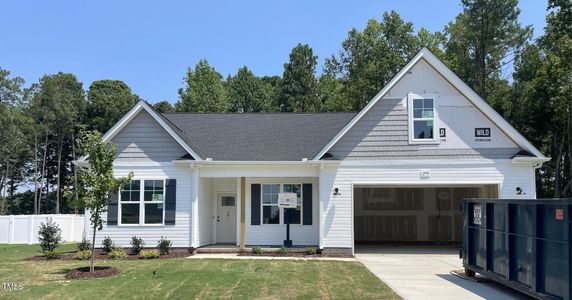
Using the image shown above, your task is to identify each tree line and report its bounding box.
[0,0,570,214]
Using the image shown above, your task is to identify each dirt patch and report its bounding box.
[65,266,119,280]
[26,249,190,261]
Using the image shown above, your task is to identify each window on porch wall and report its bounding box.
[261,184,301,225]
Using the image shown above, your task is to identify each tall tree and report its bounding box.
[279,44,320,112]
[176,59,228,112]
[444,0,532,112]
[153,100,174,113]
[86,80,139,133]
[0,68,27,214]
[318,74,349,112]
[28,73,86,214]
[326,11,442,110]
[510,0,571,197]
[227,66,273,112]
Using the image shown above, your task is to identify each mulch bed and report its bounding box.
[239,252,319,257]
[65,266,119,280]
[26,249,190,261]
[238,252,353,258]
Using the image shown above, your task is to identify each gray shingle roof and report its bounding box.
[160,112,356,161]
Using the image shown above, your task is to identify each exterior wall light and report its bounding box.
[333,188,341,196]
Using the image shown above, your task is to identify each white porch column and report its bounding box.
[318,165,336,249]
[190,164,199,248]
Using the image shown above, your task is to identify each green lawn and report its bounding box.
[0,244,399,299]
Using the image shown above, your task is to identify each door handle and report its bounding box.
[217,216,220,222]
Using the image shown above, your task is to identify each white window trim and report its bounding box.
[408,93,440,144]
[260,183,304,226]
[118,179,166,227]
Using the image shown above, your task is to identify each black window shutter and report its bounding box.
[251,184,261,225]
[165,179,177,225]
[302,184,312,225]
[107,192,118,225]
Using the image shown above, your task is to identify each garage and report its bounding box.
[353,185,498,244]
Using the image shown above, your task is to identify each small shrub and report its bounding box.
[305,247,317,255]
[108,247,127,260]
[130,236,145,255]
[45,250,62,259]
[157,236,172,255]
[77,233,92,251]
[38,219,62,253]
[102,236,114,254]
[251,246,263,254]
[74,250,92,260]
[139,249,160,259]
[277,246,288,255]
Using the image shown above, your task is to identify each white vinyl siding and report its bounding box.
[112,110,188,162]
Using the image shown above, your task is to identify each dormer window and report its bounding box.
[408,94,439,144]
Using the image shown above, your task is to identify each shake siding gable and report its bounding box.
[328,59,522,160]
[111,110,188,162]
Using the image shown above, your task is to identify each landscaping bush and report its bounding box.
[305,247,317,255]
[102,236,114,254]
[45,250,62,259]
[38,219,62,253]
[139,249,160,259]
[277,246,288,255]
[74,250,92,260]
[108,247,127,260]
[251,246,263,254]
[130,236,145,255]
[77,233,92,251]
[157,236,172,255]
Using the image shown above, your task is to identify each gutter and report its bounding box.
[172,159,341,167]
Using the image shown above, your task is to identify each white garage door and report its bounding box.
[354,185,497,243]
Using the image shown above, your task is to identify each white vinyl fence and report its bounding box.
[0,214,84,244]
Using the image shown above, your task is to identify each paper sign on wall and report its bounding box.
[473,205,482,225]
[278,193,298,208]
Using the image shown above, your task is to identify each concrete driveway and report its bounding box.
[355,245,532,300]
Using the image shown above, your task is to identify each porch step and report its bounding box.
[195,246,309,254]
[195,247,241,254]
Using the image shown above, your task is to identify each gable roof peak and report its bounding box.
[312,47,547,161]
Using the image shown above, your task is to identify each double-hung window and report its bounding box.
[262,184,280,224]
[120,179,165,225]
[408,94,439,144]
[261,183,302,225]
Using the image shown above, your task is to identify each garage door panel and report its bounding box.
[355,215,417,241]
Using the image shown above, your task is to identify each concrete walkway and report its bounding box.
[187,253,356,262]
[355,245,532,300]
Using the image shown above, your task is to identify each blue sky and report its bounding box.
[0,1,548,104]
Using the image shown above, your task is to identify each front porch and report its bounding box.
[192,174,320,250]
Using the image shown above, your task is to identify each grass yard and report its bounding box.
[0,244,400,299]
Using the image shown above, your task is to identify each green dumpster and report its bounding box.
[461,198,572,300]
